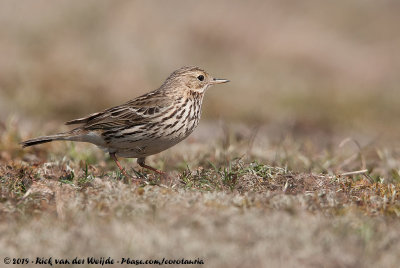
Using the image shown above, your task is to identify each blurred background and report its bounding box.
[0,0,400,136]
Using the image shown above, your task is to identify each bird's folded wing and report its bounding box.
[65,94,174,131]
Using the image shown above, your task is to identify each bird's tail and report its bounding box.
[20,133,71,148]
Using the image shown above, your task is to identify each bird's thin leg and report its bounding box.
[137,157,164,175]
[110,152,128,176]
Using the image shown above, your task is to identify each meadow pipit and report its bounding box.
[21,66,229,175]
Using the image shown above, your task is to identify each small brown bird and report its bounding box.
[21,66,229,175]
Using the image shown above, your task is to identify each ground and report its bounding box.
[1,120,400,268]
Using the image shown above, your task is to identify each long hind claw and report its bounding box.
[137,157,165,175]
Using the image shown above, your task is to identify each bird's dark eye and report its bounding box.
[197,75,204,81]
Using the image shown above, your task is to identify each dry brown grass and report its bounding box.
[2,120,400,267]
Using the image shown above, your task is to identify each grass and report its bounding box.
[1,120,400,267]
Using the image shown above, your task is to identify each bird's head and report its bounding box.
[162,66,229,94]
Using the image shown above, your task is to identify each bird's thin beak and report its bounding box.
[210,78,230,84]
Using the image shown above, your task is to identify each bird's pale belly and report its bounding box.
[106,120,198,158]
[110,134,190,158]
